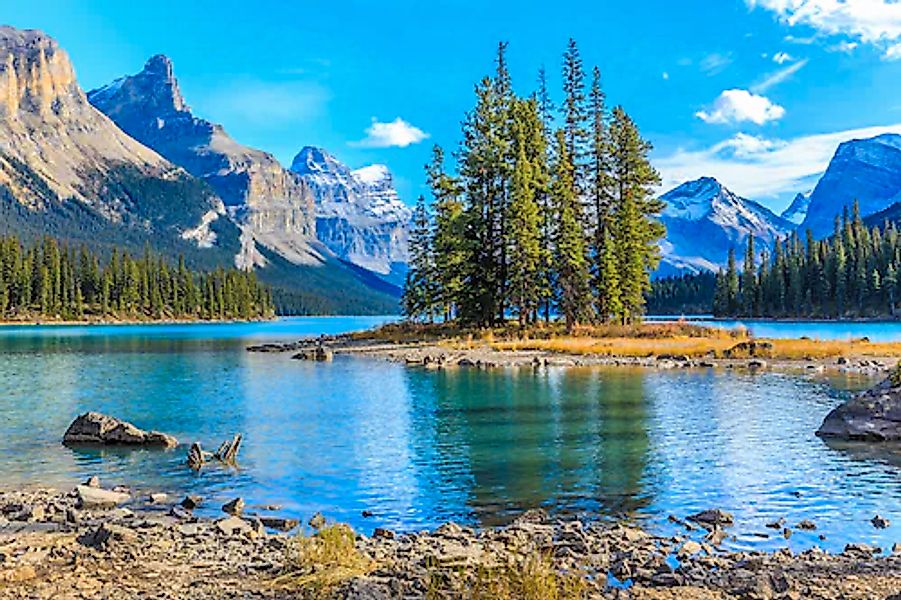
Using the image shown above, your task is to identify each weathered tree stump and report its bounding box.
[187,442,205,470]
[214,434,242,465]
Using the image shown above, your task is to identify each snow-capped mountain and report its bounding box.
[658,177,793,276]
[801,133,901,237]
[291,147,411,282]
[780,191,811,225]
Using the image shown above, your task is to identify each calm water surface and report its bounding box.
[0,316,898,554]
[650,315,901,342]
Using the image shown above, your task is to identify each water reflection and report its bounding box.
[0,319,897,553]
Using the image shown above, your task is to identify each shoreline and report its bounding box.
[248,334,898,377]
[0,484,898,599]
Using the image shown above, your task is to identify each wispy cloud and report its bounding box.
[200,79,329,127]
[696,89,786,125]
[351,117,429,148]
[748,0,901,59]
[699,52,733,75]
[657,124,901,201]
[751,58,809,93]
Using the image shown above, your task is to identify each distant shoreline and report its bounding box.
[0,316,275,328]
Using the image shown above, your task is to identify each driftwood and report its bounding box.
[185,434,242,470]
[214,434,243,465]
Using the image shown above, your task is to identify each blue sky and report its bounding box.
[7,0,901,213]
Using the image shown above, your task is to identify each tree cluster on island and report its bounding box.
[0,236,274,321]
[402,40,665,330]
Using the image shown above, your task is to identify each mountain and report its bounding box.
[780,191,811,225]
[0,26,235,261]
[291,147,411,285]
[658,177,793,276]
[87,54,319,269]
[800,133,901,237]
[0,27,398,314]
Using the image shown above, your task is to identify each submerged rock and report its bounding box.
[817,377,901,441]
[63,412,177,448]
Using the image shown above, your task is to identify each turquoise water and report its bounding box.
[649,315,901,342]
[0,317,898,554]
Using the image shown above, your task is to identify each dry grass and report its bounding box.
[361,320,901,362]
[428,552,588,600]
[272,524,374,598]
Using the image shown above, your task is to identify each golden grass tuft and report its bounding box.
[428,552,588,600]
[272,524,374,597]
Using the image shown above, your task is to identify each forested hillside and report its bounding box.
[0,236,274,322]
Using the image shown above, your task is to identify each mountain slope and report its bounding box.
[0,28,398,314]
[801,133,901,237]
[291,147,411,285]
[87,54,319,268]
[0,26,229,259]
[780,191,811,226]
[658,177,792,276]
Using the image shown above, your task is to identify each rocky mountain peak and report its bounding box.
[0,26,79,118]
[800,132,901,237]
[88,52,188,119]
[291,146,353,180]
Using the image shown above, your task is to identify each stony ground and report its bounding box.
[0,486,899,599]
[248,335,894,377]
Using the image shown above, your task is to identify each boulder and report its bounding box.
[63,412,177,448]
[817,377,901,441]
[222,497,244,515]
[258,516,299,532]
[687,508,733,527]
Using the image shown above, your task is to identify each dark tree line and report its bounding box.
[403,40,664,330]
[714,203,901,318]
[645,272,717,315]
[0,236,274,321]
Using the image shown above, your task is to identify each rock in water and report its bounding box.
[817,377,901,441]
[63,412,177,448]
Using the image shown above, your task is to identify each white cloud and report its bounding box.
[699,52,733,75]
[696,89,786,125]
[884,42,901,60]
[352,117,429,148]
[748,0,901,57]
[751,58,809,92]
[773,51,794,63]
[829,40,859,52]
[656,124,901,201]
[662,71,670,80]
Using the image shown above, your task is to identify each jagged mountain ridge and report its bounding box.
[87,54,319,270]
[657,177,793,276]
[0,26,232,258]
[0,27,399,314]
[291,146,410,282]
[800,133,901,237]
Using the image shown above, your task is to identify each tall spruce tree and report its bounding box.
[402,196,435,320]
[551,129,592,331]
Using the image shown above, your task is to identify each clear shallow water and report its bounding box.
[0,317,899,554]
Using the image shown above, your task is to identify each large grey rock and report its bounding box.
[817,378,901,441]
[63,412,177,448]
[75,485,129,509]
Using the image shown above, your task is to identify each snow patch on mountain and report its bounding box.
[780,191,811,225]
[658,177,792,276]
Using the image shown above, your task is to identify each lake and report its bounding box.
[0,316,898,554]
[649,315,901,342]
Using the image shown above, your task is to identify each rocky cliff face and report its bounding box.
[0,26,225,246]
[801,134,901,237]
[88,55,318,268]
[658,177,792,276]
[291,147,410,281]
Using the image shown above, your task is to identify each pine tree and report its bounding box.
[402,196,435,320]
[551,129,592,331]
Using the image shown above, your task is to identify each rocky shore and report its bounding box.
[1,484,898,599]
[247,335,895,377]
